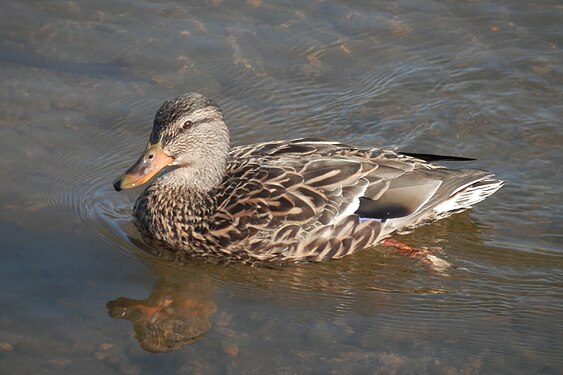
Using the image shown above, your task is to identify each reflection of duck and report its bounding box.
[113,93,503,263]
[107,272,216,353]
[104,254,418,354]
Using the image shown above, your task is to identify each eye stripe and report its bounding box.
[184,117,211,128]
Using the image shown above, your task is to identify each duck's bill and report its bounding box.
[113,143,173,191]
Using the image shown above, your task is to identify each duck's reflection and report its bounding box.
[107,269,216,353]
[106,211,492,353]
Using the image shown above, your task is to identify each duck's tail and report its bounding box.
[432,176,504,215]
[364,169,504,238]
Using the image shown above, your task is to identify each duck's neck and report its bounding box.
[158,159,227,194]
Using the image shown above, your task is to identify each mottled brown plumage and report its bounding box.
[114,93,503,263]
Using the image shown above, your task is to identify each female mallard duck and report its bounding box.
[114,93,503,263]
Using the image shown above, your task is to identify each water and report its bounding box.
[1,0,562,373]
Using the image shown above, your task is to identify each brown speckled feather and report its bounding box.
[204,140,385,261]
[117,94,503,264]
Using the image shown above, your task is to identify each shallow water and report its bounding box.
[1,0,562,373]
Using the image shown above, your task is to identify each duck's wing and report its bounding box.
[212,139,502,262]
[209,140,384,261]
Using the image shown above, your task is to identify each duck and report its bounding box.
[113,93,503,263]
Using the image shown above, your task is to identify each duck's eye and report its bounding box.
[182,120,193,130]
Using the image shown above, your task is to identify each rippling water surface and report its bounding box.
[1,0,562,373]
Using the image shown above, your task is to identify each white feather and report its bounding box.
[329,181,369,225]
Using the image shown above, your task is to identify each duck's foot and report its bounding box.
[381,239,451,272]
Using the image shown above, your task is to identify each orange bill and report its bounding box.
[113,142,173,191]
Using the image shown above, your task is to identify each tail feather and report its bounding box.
[434,177,504,214]
[401,152,476,162]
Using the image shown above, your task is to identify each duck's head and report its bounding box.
[113,93,230,192]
